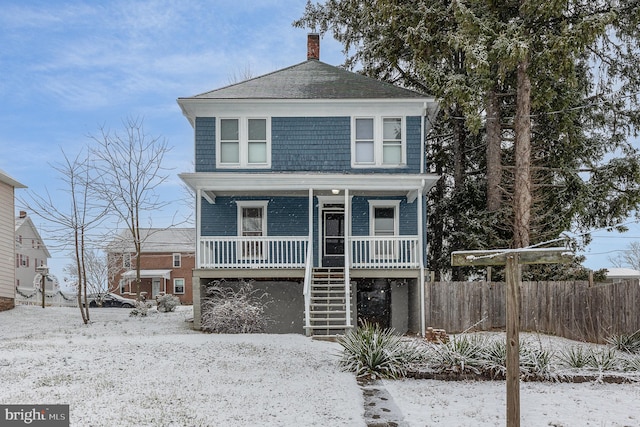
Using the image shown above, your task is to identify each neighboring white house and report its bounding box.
[0,170,26,311]
[605,267,640,283]
[15,211,54,291]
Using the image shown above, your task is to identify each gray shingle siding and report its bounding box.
[200,196,309,237]
[195,117,216,172]
[272,117,351,171]
[350,196,417,236]
[194,116,423,173]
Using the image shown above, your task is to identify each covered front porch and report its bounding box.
[180,171,438,335]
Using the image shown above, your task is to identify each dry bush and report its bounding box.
[201,280,269,333]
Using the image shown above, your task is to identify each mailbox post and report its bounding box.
[35,265,49,309]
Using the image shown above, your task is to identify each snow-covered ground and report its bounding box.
[1,305,638,426]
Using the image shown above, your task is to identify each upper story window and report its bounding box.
[352,117,405,167]
[218,118,270,168]
[122,253,132,269]
[173,253,181,268]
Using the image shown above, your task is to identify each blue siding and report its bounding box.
[350,196,417,236]
[193,116,422,173]
[272,117,351,171]
[195,117,216,172]
[201,196,309,237]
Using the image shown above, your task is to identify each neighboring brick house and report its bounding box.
[178,34,440,335]
[107,228,195,304]
[15,211,53,291]
[0,170,26,311]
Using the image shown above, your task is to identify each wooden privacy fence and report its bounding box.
[425,280,640,343]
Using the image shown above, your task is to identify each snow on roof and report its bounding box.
[605,267,640,278]
[106,228,195,253]
[0,169,26,188]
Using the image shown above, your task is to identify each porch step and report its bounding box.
[305,267,351,337]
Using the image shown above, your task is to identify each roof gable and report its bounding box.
[181,60,430,100]
[15,215,51,258]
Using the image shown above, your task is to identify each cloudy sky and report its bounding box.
[0,0,634,281]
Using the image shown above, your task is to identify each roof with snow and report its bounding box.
[605,267,640,279]
[180,60,430,100]
[106,228,195,253]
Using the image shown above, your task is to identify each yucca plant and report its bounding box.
[519,343,555,380]
[337,321,424,379]
[623,355,640,372]
[588,347,620,371]
[607,330,640,354]
[430,334,486,374]
[558,346,594,369]
[481,339,507,379]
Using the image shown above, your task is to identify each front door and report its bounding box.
[322,208,345,267]
[152,279,160,298]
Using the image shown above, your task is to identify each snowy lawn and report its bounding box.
[1,305,639,426]
[0,305,363,426]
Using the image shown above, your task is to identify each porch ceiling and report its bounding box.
[179,172,439,199]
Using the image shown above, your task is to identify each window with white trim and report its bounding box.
[352,117,405,167]
[369,200,400,258]
[122,253,131,268]
[217,118,270,168]
[236,201,268,259]
[173,278,185,294]
[172,253,181,268]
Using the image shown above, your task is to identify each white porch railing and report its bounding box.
[199,236,309,268]
[350,236,420,269]
[198,235,420,269]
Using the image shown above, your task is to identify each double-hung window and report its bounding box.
[173,278,185,294]
[237,201,268,260]
[172,253,181,268]
[353,117,405,167]
[218,118,270,168]
[369,200,400,259]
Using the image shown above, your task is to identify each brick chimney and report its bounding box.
[19,210,27,219]
[307,33,320,60]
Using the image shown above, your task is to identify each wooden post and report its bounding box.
[505,254,520,427]
[451,247,571,427]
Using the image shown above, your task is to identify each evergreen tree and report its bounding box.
[295,0,640,279]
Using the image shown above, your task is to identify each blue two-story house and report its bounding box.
[179,34,439,336]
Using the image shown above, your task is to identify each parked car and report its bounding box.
[84,292,136,308]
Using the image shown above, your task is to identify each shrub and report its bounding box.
[157,294,180,312]
[201,281,269,333]
[130,301,153,317]
[337,320,425,379]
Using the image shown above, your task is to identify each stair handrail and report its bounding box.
[303,242,313,333]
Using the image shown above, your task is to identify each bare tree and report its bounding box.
[90,117,172,300]
[608,241,640,271]
[19,149,108,324]
[227,63,255,85]
[63,249,110,295]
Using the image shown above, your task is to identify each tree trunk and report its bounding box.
[513,59,532,248]
[486,87,502,212]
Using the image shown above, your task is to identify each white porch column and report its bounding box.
[196,188,202,269]
[418,186,426,337]
[308,188,313,262]
[344,188,351,328]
